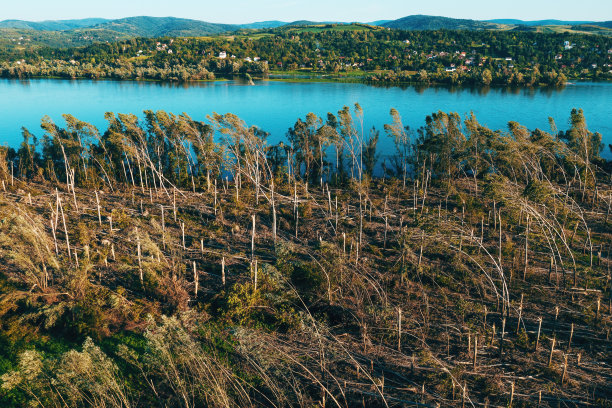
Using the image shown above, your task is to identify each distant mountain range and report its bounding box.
[283,20,344,27]
[0,16,266,36]
[89,17,236,37]
[594,21,612,28]
[369,20,392,26]
[486,19,597,26]
[0,15,610,42]
[238,21,287,30]
[377,15,612,31]
[0,18,109,31]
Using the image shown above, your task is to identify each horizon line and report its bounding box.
[1,14,609,26]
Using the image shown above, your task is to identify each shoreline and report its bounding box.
[1,73,610,89]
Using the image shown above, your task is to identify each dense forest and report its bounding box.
[1,27,611,85]
[0,105,610,407]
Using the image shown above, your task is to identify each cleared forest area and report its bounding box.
[0,107,610,407]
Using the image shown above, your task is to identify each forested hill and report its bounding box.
[89,16,237,37]
[486,19,595,26]
[0,17,290,35]
[2,15,612,44]
[0,18,109,31]
[239,21,287,29]
[381,15,506,30]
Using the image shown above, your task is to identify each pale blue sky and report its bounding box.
[3,0,610,23]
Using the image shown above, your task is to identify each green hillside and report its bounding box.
[0,27,132,50]
[285,23,383,33]
[0,18,109,31]
[487,19,595,26]
[382,15,507,30]
[85,16,237,37]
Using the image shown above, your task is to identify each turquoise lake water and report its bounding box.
[1,78,610,158]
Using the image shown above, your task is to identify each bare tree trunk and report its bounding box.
[524,214,530,280]
[335,195,338,233]
[473,335,478,370]
[417,230,424,270]
[214,179,218,216]
[57,191,71,260]
[535,317,542,351]
[548,337,556,367]
[397,308,402,351]
[498,211,503,268]
[253,259,258,291]
[193,261,198,297]
[160,204,165,249]
[95,190,102,226]
[271,182,277,243]
[136,228,143,285]
[181,222,186,250]
[251,214,256,260]
[173,188,177,222]
[222,257,226,286]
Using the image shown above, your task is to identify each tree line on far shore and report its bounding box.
[1,28,610,85]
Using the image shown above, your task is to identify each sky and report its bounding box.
[2,0,610,23]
